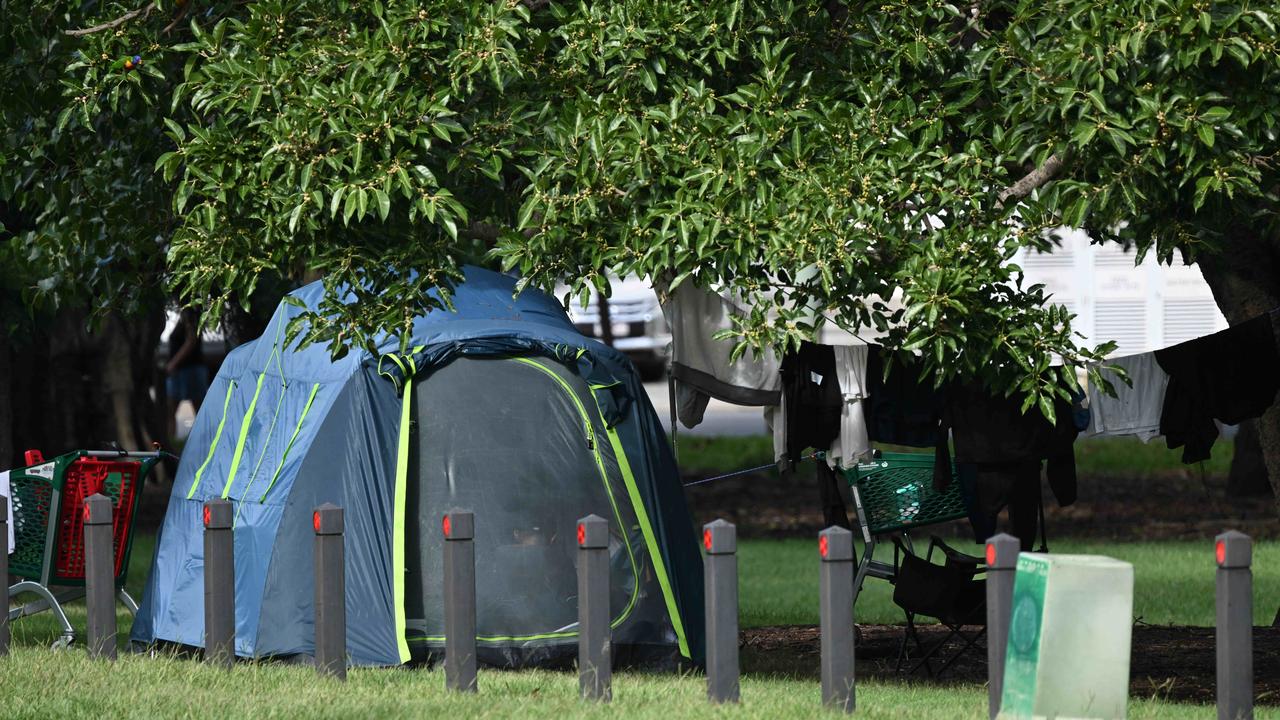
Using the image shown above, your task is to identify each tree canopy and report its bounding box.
[5,0,1279,420]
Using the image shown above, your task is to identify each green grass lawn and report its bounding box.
[675,435,1235,478]
[8,645,1255,720]
[740,537,1280,628]
[7,531,1276,717]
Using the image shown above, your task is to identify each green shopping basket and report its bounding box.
[843,452,968,537]
[839,451,970,608]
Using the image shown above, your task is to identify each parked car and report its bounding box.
[557,276,670,380]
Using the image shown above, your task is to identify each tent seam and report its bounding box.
[597,417,693,661]
[221,372,268,500]
[186,380,238,500]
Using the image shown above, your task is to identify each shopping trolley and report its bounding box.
[6,449,161,648]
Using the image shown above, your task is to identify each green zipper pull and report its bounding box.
[585,421,595,450]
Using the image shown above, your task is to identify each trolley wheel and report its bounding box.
[52,634,74,651]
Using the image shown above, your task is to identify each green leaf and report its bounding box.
[375,189,391,220]
[330,187,347,218]
[1071,121,1098,147]
[1036,393,1056,424]
[1193,176,1214,210]
[1201,106,1231,123]
[1197,123,1215,147]
[163,118,186,142]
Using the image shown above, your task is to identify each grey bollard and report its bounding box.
[313,504,346,680]
[1216,531,1252,720]
[577,514,611,702]
[83,493,117,660]
[704,519,739,704]
[443,511,477,693]
[986,534,1020,720]
[819,526,855,713]
[203,499,236,668]
[0,495,8,657]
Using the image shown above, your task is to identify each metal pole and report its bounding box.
[0,494,8,657]
[986,533,1020,719]
[1216,530,1253,720]
[819,526,854,713]
[577,514,611,702]
[313,503,346,680]
[704,519,739,704]
[83,493,116,660]
[203,499,235,668]
[443,511,477,693]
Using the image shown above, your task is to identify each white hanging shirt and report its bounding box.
[827,344,871,468]
[1085,352,1169,442]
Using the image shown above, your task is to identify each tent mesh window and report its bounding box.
[404,357,669,657]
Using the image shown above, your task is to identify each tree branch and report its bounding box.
[161,1,191,35]
[64,2,155,37]
[997,153,1064,206]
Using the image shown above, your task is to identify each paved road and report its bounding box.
[642,381,768,437]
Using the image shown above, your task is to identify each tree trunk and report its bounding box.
[1227,420,1273,496]
[1196,224,1280,521]
[598,293,615,347]
[8,307,164,463]
[0,324,11,471]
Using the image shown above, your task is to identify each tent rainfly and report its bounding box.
[131,267,704,668]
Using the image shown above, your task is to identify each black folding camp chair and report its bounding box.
[890,535,986,678]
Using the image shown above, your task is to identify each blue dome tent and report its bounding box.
[131,267,704,668]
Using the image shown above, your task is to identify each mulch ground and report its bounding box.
[681,462,1280,541]
[741,624,1280,705]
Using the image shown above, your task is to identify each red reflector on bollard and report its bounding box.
[986,543,996,566]
[577,523,585,546]
[313,511,321,532]
[1216,540,1226,566]
[703,529,712,551]
[204,506,211,527]
[83,504,91,522]
[819,535,829,558]
[443,515,452,538]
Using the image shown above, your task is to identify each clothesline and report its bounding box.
[1091,305,1280,365]
[682,453,816,487]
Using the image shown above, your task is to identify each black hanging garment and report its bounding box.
[941,383,1079,551]
[779,341,843,462]
[1155,313,1280,464]
[865,346,946,449]
[780,342,849,528]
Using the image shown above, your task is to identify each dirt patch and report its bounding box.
[682,463,1279,541]
[741,624,1280,705]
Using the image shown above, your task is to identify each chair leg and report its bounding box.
[897,612,936,676]
[895,613,913,673]
[907,624,946,679]
[852,537,877,608]
[933,625,986,678]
